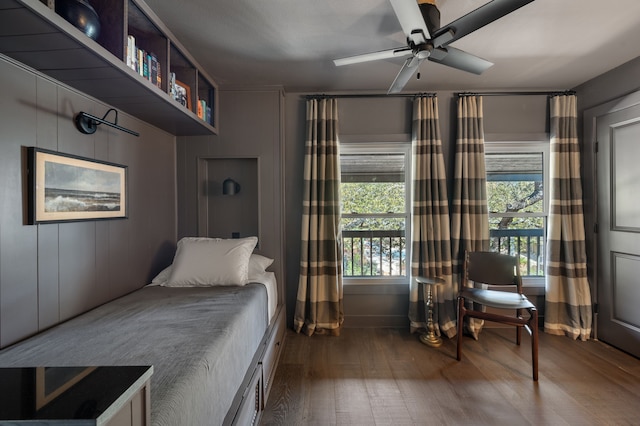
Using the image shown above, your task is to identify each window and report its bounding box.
[484,141,549,284]
[340,143,411,284]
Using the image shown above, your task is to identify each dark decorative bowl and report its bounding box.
[55,0,100,40]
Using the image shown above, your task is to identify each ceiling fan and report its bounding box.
[334,0,536,93]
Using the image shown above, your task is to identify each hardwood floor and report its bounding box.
[261,327,640,425]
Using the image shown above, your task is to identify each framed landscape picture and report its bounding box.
[28,148,127,224]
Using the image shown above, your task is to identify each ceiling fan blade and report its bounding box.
[388,56,424,94]
[432,0,535,47]
[334,47,412,66]
[428,46,493,75]
[389,0,430,45]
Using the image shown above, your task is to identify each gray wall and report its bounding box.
[0,55,176,348]
[176,90,285,304]
[284,92,549,328]
[576,57,640,114]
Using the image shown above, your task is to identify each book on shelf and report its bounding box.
[137,48,144,77]
[141,50,149,79]
[154,54,161,88]
[126,35,136,70]
[169,72,177,100]
[197,99,204,119]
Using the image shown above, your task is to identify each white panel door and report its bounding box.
[596,103,640,357]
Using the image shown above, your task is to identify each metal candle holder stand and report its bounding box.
[417,276,445,347]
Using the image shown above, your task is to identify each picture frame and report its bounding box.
[28,148,127,224]
[175,79,192,110]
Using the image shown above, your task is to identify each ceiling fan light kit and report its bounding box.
[334,0,536,94]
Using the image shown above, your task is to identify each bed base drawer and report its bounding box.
[232,364,262,426]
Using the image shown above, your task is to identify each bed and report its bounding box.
[0,236,284,425]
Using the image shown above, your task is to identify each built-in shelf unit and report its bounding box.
[0,0,218,136]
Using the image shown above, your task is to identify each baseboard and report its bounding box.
[343,315,409,328]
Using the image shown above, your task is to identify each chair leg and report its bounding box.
[531,308,539,381]
[457,297,464,361]
[516,308,522,345]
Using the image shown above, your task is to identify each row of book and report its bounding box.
[196,98,213,125]
[126,35,161,88]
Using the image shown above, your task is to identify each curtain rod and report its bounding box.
[456,90,575,97]
[305,90,575,100]
[305,93,435,100]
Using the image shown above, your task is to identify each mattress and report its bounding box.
[147,264,278,323]
[0,283,270,426]
[257,271,278,322]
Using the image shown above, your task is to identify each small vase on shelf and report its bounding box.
[55,0,101,40]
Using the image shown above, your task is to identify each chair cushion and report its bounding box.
[460,288,536,310]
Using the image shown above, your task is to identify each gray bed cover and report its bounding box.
[0,284,269,426]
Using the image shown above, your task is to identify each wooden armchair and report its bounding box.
[457,251,539,380]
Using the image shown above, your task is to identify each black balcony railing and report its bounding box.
[341,228,545,278]
[342,230,406,277]
[490,228,545,276]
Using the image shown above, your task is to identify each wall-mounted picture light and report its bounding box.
[222,178,241,195]
[75,109,139,137]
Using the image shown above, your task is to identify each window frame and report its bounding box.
[484,140,550,288]
[340,142,412,286]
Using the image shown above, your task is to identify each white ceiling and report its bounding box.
[143,0,640,93]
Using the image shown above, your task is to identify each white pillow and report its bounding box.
[249,254,274,276]
[151,249,273,286]
[164,236,258,287]
[151,265,172,285]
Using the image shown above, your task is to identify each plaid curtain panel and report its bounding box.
[545,94,592,340]
[294,98,344,336]
[451,95,490,339]
[409,96,456,338]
